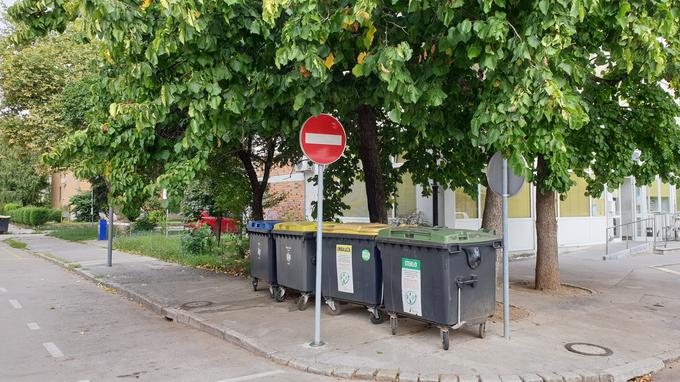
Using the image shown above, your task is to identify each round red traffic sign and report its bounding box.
[299,114,346,165]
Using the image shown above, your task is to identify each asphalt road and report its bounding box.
[0,241,337,382]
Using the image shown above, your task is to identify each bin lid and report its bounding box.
[273,221,321,233]
[322,223,390,236]
[247,220,282,231]
[377,226,499,244]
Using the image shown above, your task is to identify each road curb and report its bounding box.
[26,247,678,382]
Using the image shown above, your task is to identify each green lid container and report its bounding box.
[377,226,499,245]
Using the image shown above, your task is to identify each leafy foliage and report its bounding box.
[0,142,49,206]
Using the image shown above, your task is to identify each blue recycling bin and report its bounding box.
[246,220,282,297]
[98,219,107,241]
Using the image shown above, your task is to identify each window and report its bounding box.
[395,173,417,218]
[509,184,531,218]
[559,174,590,217]
[648,179,671,212]
[480,184,531,218]
[455,187,479,219]
[341,180,369,218]
[591,194,605,216]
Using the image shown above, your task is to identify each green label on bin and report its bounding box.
[361,249,371,261]
[401,258,420,270]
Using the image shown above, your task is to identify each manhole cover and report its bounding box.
[565,342,613,356]
[180,301,213,310]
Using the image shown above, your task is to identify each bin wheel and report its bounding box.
[441,330,450,350]
[478,322,486,339]
[389,315,398,335]
[297,294,310,311]
[369,309,384,325]
[252,278,258,292]
[274,287,286,302]
[325,299,342,315]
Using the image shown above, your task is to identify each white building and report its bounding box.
[266,165,677,255]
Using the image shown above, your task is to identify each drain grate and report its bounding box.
[565,342,613,356]
[180,301,214,310]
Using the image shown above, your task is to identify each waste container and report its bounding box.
[0,216,9,234]
[98,219,108,241]
[320,223,389,323]
[246,220,282,298]
[376,227,501,350]
[272,221,326,310]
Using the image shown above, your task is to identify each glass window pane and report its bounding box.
[341,180,369,217]
[455,188,478,219]
[591,194,605,216]
[509,184,530,218]
[559,174,590,217]
[395,173,417,218]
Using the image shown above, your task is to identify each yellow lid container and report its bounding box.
[322,223,390,236]
[273,221,322,232]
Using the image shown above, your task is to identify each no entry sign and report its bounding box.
[300,114,346,165]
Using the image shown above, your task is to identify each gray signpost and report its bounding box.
[299,114,346,347]
[486,152,526,339]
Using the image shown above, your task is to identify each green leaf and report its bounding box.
[351,64,365,77]
[293,92,306,111]
[467,44,482,59]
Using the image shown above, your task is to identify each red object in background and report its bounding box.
[187,211,239,234]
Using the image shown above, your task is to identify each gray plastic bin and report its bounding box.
[376,227,501,350]
[247,220,282,298]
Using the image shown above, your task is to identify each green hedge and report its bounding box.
[8,206,62,226]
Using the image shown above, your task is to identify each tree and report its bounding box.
[0,26,99,153]
[0,142,49,206]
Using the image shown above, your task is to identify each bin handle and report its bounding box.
[456,274,478,288]
[387,229,432,240]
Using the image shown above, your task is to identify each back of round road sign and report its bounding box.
[487,152,526,197]
[299,114,346,165]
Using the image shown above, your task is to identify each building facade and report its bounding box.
[50,171,90,210]
[265,163,678,254]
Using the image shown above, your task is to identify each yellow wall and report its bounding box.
[559,174,590,217]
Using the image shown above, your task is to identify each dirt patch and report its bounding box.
[509,281,594,297]
[628,375,652,382]
[490,302,530,322]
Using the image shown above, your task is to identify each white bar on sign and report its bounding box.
[305,133,342,146]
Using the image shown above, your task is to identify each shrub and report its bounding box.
[7,206,55,226]
[3,203,20,213]
[181,225,217,255]
[133,210,164,231]
[28,207,51,226]
[49,209,63,223]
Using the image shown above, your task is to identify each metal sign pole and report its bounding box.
[107,205,113,267]
[312,164,325,346]
[502,158,510,338]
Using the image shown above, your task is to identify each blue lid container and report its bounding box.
[246,220,283,232]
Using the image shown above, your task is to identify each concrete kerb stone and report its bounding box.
[439,374,460,382]
[571,370,600,382]
[353,367,379,380]
[418,372,440,382]
[557,371,583,382]
[499,376,524,382]
[601,358,665,382]
[19,242,679,382]
[518,375,543,382]
[479,376,502,382]
[395,370,419,382]
[536,372,565,382]
[307,362,336,377]
[332,365,358,379]
[375,368,399,381]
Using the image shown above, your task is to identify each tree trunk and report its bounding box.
[481,189,503,286]
[238,140,276,222]
[535,155,560,291]
[355,105,388,223]
[215,211,222,244]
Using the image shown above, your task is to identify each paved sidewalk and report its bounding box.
[11,235,680,382]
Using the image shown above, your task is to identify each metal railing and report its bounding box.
[655,213,680,249]
[605,217,655,256]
